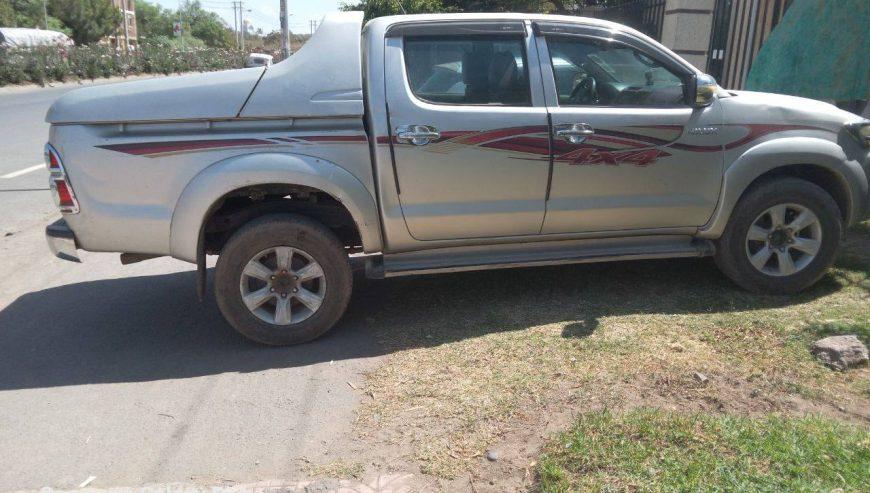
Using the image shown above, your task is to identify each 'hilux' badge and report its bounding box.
[689,126,720,135]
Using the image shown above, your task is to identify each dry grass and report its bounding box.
[303,459,365,480]
[350,223,869,480]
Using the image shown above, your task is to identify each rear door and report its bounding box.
[534,22,723,234]
[384,21,551,240]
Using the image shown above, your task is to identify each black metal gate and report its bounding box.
[706,0,733,83]
[707,0,794,89]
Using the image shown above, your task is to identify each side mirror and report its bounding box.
[693,74,718,107]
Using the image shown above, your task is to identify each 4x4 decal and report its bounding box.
[557,147,667,167]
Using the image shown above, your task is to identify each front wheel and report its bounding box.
[714,177,842,294]
[215,214,352,345]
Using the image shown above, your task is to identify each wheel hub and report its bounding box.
[768,228,792,249]
[271,271,298,295]
[239,246,326,325]
[745,203,822,277]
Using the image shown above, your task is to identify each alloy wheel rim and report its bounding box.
[239,246,326,325]
[744,203,822,277]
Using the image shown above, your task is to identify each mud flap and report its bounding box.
[196,226,207,302]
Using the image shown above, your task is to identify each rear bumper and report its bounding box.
[46,218,81,263]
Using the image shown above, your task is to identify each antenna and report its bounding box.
[396,0,407,14]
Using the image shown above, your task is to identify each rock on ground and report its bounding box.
[811,335,868,370]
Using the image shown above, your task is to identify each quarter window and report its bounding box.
[547,36,687,107]
[403,36,531,106]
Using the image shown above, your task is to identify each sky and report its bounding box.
[152,0,347,35]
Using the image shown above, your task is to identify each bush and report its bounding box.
[0,42,246,86]
[0,49,28,86]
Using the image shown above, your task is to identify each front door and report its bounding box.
[385,22,551,241]
[535,24,724,234]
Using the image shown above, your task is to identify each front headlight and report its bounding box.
[845,120,870,147]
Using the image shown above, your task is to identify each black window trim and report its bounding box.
[386,20,526,38]
[533,21,696,76]
[401,33,535,108]
[542,32,695,109]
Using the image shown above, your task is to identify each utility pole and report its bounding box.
[121,0,130,54]
[42,0,48,29]
[178,0,184,50]
[280,0,291,59]
[232,1,239,49]
[239,0,246,51]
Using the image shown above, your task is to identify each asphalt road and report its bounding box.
[0,82,384,490]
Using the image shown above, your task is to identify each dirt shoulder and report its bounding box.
[329,222,869,491]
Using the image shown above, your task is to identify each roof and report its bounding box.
[0,28,72,48]
[362,12,698,75]
[366,12,628,29]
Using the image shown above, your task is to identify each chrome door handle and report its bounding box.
[396,125,441,146]
[554,123,594,144]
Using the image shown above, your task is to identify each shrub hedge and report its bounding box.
[0,42,246,87]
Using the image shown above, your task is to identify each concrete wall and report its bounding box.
[660,0,715,71]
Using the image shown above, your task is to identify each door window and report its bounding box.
[547,36,687,107]
[403,36,531,106]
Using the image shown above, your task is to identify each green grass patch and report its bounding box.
[537,409,869,492]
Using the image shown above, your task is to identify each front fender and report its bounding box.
[170,152,382,262]
[698,137,868,238]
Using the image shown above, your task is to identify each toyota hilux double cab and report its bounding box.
[44,12,870,345]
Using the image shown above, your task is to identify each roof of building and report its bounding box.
[0,27,73,48]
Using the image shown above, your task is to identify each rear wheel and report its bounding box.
[215,214,352,345]
[714,177,842,294]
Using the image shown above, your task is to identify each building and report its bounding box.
[105,0,138,52]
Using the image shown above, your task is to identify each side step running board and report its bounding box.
[366,236,715,279]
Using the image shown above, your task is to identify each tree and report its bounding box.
[1,0,66,30]
[177,0,234,48]
[262,30,282,49]
[49,0,121,45]
[0,0,15,26]
[445,1,556,13]
[191,15,233,48]
[340,0,449,20]
[341,0,635,20]
[135,0,174,39]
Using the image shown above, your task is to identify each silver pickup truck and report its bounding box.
[44,12,870,345]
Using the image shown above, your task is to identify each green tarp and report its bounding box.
[745,0,869,101]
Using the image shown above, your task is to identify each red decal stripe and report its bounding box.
[723,124,824,150]
[294,135,367,143]
[99,138,273,156]
[595,129,673,146]
[669,142,721,152]
[482,136,550,155]
[584,134,651,149]
[458,126,549,145]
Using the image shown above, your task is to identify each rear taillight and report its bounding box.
[45,146,62,172]
[45,144,79,214]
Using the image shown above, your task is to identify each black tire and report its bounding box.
[215,213,352,345]
[714,177,842,294]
